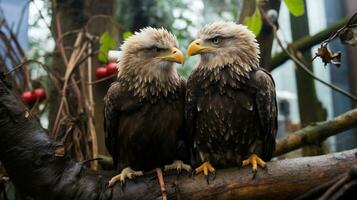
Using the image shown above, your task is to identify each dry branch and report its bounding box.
[270,18,349,70]
[275,108,357,156]
[98,106,357,166]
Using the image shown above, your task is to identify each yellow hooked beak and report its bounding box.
[187,39,216,56]
[159,47,185,64]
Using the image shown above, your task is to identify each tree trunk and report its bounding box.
[116,0,174,32]
[84,0,117,158]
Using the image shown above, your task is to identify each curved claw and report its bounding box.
[252,169,257,180]
[206,171,216,184]
[164,160,192,175]
[242,154,266,179]
[195,161,216,184]
[107,167,143,187]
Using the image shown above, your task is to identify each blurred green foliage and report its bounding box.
[123,31,134,40]
[98,32,117,63]
[242,0,305,36]
[284,0,305,17]
[116,0,175,32]
[243,7,262,36]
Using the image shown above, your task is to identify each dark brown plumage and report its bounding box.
[186,22,277,178]
[104,27,190,186]
[186,66,277,166]
[105,78,188,170]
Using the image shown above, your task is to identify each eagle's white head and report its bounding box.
[118,27,184,97]
[119,27,184,83]
[187,21,260,73]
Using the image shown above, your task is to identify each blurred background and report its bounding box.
[0,0,356,166]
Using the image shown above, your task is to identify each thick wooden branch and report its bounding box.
[0,75,357,200]
[270,18,348,70]
[275,108,357,156]
[98,106,357,167]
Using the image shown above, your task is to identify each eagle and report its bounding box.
[104,27,191,187]
[186,22,277,180]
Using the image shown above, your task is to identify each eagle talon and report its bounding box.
[164,160,192,175]
[211,171,216,180]
[119,181,126,190]
[252,169,257,180]
[242,154,266,179]
[107,167,143,187]
[195,161,216,184]
[264,165,268,171]
[206,171,216,184]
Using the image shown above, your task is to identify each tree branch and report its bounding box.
[275,108,357,156]
[259,8,357,102]
[98,106,357,167]
[270,17,348,70]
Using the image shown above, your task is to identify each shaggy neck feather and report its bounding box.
[118,58,180,98]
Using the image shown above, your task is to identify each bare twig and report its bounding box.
[31,0,52,34]
[84,15,122,34]
[322,12,357,46]
[270,18,349,70]
[156,168,168,200]
[15,0,31,36]
[319,175,350,200]
[81,41,98,169]
[260,8,357,102]
[85,73,117,85]
[57,30,82,44]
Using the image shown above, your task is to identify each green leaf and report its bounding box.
[98,32,117,63]
[123,31,133,40]
[243,8,263,36]
[284,0,305,17]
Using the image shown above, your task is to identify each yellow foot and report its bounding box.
[164,160,192,174]
[195,161,216,184]
[242,154,266,179]
[107,167,143,187]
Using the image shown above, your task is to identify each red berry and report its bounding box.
[95,67,108,79]
[34,88,47,101]
[21,91,36,104]
[106,63,118,75]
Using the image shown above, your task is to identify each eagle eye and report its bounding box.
[149,46,166,52]
[211,37,222,45]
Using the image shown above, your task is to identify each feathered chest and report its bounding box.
[190,66,261,167]
[190,65,258,123]
[117,76,183,104]
[193,64,254,97]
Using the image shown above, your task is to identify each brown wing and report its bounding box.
[175,77,193,163]
[249,69,277,160]
[185,69,202,164]
[104,82,140,167]
[104,82,121,167]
